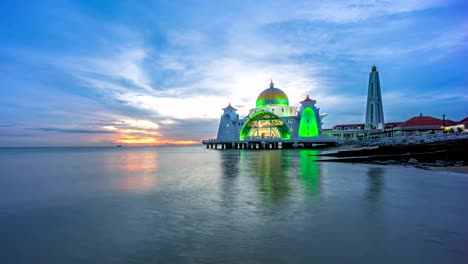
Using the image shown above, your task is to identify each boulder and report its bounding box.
[435,160,447,167]
[408,158,419,164]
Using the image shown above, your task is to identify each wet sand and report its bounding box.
[430,166,468,174]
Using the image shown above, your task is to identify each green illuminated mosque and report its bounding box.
[211,80,336,148]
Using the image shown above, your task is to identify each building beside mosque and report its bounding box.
[323,65,466,140]
[324,65,387,139]
[204,80,336,149]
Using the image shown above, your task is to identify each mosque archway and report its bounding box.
[240,110,290,140]
[299,107,319,137]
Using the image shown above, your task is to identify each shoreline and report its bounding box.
[314,134,468,173]
[428,165,468,174]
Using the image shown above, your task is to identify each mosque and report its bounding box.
[204,65,464,148]
[203,80,337,149]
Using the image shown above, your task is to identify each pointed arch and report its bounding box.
[299,107,319,137]
[240,111,290,140]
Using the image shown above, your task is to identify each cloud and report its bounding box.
[30,128,116,134]
[263,0,446,24]
[1,0,466,146]
[54,1,466,135]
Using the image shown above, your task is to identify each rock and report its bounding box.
[408,158,419,164]
[435,160,447,167]
[386,160,398,164]
[370,160,382,164]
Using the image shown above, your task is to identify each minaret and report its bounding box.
[216,103,239,141]
[365,65,385,130]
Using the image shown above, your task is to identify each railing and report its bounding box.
[201,138,217,144]
[202,137,284,144]
[242,136,282,141]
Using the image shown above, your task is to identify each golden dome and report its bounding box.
[256,80,289,108]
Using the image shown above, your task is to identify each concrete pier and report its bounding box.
[202,139,337,150]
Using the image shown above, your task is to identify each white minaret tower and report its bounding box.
[216,103,240,141]
[365,65,385,130]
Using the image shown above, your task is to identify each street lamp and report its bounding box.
[442,114,446,133]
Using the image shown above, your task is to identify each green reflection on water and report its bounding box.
[253,150,291,204]
[298,149,320,198]
[220,149,322,204]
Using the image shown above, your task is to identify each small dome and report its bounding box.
[372,65,377,72]
[256,80,289,108]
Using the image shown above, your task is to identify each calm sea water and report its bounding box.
[0,147,467,263]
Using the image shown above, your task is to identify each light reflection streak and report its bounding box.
[118,152,159,192]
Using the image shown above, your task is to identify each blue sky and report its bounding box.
[0,0,467,146]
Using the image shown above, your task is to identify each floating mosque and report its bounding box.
[203,65,466,148]
[203,80,337,149]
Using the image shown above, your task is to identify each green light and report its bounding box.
[299,150,320,197]
[299,107,319,137]
[256,98,289,108]
[239,110,290,140]
[256,87,289,108]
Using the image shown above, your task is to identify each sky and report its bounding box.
[0,0,467,146]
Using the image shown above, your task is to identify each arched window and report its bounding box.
[299,107,319,137]
[239,111,291,140]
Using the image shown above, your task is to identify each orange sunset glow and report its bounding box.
[114,135,199,146]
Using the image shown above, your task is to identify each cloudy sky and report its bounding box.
[0,0,467,146]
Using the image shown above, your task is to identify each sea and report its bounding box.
[0,146,467,263]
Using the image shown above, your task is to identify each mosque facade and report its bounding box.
[206,80,335,149]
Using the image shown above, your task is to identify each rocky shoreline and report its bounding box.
[314,133,468,173]
[339,133,468,147]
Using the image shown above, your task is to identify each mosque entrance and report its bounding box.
[240,111,290,140]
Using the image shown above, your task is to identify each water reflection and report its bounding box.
[118,152,159,192]
[219,151,240,179]
[366,167,384,201]
[219,149,323,204]
[218,151,242,209]
[252,151,291,204]
[297,149,321,198]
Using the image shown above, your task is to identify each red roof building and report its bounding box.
[384,122,402,129]
[444,117,468,132]
[455,117,468,126]
[332,124,364,130]
[396,114,456,129]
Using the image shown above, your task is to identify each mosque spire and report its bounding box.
[269,79,274,88]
